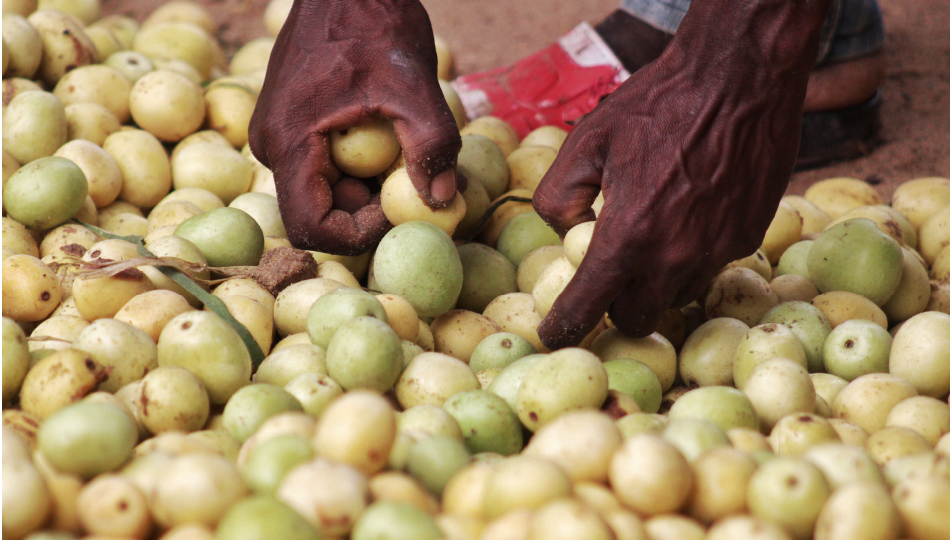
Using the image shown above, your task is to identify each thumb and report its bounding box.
[383,80,463,209]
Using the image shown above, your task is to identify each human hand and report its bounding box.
[249,0,461,255]
[532,0,832,349]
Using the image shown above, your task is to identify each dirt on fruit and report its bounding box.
[103,0,948,198]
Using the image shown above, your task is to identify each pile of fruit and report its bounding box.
[3,1,950,539]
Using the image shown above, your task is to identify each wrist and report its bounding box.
[672,0,833,74]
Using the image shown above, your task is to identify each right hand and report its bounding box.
[249,0,462,256]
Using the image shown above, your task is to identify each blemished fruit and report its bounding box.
[5,5,948,540]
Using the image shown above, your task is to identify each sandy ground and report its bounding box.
[104,0,949,201]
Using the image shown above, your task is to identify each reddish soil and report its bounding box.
[104,0,949,200]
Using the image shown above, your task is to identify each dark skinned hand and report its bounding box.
[533,0,833,349]
[248,0,461,256]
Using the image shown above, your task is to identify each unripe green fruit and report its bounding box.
[733,323,808,390]
[776,240,813,278]
[603,358,663,414]
[457,134,510,200]
[38,402,137,479]
[240,435,313,495]
[469,332,536,372]
[254,344,327,387]
[456,243,518,313]
[283,373,343,417]
[326,316,403,392]
[760,301,832,373]
[747,457,830,540]
[175,207,264,267]
[668,386,759,431]
[4,156,87,231]
[351,501,442,540]
[157,310,252,404]
[823,319,892,381]
[516,347,608,431]
[374,221,463,319]
[406,435,471,495]
[678,317,749,388]
[2,90,68,164]
[2,317,30,402]
[662,417,729,462]
[306,288,387,348]
[496,212,562,267]
[443,389,523,456]
[217,495,321,540]
[807,218,904,305]
[223,383,303,443]
[486,354,544,411]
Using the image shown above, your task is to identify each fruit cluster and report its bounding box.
[3,1,950,540]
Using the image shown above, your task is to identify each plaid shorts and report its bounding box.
[619,0,886,65]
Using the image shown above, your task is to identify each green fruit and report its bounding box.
[306,288,387,348]
[661,417,729,462]
[157,311,252,404]
[406,435,471,495]
[374,221,463,318]
[326,316,403,392]
[37,402,137,479]
[515,348,608,431]
[747,457,830,540]
[443,389,523,456]
[667,386,758,431]
[469,332,536,372]
[496,212,561,267]
[351,501,442,540]
[733,323,807,390]
[240,435,314,495]
[174,207,264,267]
[678,317,749,388]
[3,156,88,230]
[283,373,343,417]
[486,353,545,411]
[2,90,67,164]
[807,218,903,306]
[457,134,509,200]
[775,240,813,278]
[222,383,303,443]
[456,243,518,313]
[2,317,30,403]
[217,496,321,540]
[760,301,832,373]
[823,319,892,381]
[602,358,663,414]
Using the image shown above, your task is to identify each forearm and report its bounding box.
[672,0,833,81]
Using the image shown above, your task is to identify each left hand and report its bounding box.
[532,0,830,349]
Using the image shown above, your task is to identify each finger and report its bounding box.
[331,177,373,214]
[608,273,681,338]
[273,132,390,256]
[532,130,604,237]
[537,213,634,349]
[381,81,462,209]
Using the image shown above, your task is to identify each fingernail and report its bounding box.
[430,169,457,205]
